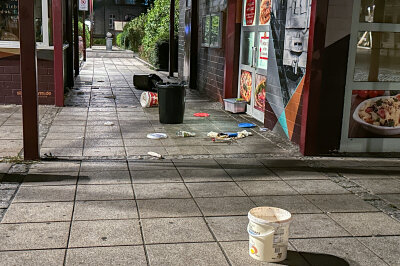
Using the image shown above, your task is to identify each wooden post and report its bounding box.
[19,0,40,160]
[66,0,74,87]
[90,0,93,48]
[53,0,64,107]
[169,0,175,77]
[74,0,80,76]
[223,0,241,99]
[83,11,87,61]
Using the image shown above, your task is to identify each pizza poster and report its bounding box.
[259,0,271,25]
[244,0,256,26]
[254,75,266,111]
[258,32,269,69]
[240,70,253,103]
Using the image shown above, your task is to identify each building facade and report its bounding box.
[179,0,400,155]
[93,0,149,38]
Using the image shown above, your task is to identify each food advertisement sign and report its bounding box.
[240,70,253,103]
[259,0,271,25]
[258,32,269,69]
[254,75,266,112]
[349,90,400,138]
[244,0,256,26]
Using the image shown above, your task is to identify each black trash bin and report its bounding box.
[133,74,163,92]
[156,82,185,124]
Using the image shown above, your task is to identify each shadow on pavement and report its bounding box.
[279,251,350,266]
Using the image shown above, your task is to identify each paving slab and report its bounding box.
[22,172,78,186]
[353,179,400,194]
[378,193,400,208]
[178,168,232,182]
[290,214,351,238]
[133,183,191,199]
[195,197,256,216]
[0,222,70,250]
[146,242,229,266]
[76,184,134,201]
[142,217,213,244]
[251,195,322,214]
[128,160,175,171]
[304,194,379,213]
[80,161,128,172]
[13,185,76,203]
[271,168,328,180]
[329,212,400,236]
[206,216,249,241]
[78,171,131,184]
[237,181,299,196]
[65,246,147,266]
[1,202,73,223]
[73,200,138,220]
[186,182,246,197]
[137,198,201,218]
[29,162,81,173]
[69,219,142,247]
[291,237,387,266]
[131,169,182,183]
[286,180,350,195]
[221,241,308,266]
[225,168,279,181]
[357,236,400,266]
[0,249,65,266]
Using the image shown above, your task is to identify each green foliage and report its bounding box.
[93,38,106,45]
[78,21,90,48]
[141,0,179,64]
[116,0,179,66]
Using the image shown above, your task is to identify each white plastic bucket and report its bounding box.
[248,207,292,262]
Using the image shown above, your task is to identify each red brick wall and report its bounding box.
[0,55,55,105]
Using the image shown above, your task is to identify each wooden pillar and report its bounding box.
[223,0,241,99]
[83,11,87,61]
[53,0,64,107]
[189,0,198,90]
[90,0,93,48]
[74,0,80,76]
[169,0,175,77]
[66,0,74,87]
[19,0,40,160]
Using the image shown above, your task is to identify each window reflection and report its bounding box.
[354,31,400,82]
[360,0,400,24]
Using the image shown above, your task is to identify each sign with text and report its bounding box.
[258,32,269,69]
[79,0,89,11]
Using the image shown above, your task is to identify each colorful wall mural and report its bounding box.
[264,0,312,144]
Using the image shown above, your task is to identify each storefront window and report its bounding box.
[0,0,51,45]
[201,13,222,48]
[354,31,400,82]
[360,0,400,23]
[241,32,255,66]
[0,0,19,41]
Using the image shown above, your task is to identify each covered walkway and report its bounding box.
[0,54,399,265]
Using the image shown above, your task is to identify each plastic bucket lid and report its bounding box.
[248,207,292,225]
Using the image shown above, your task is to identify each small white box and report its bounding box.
[223,98,247,113]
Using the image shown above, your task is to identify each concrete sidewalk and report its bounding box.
[0,55,399,265]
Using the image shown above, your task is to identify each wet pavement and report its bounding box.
[0,54,399,265]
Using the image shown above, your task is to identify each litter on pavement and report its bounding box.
[140,91,158,107]
[207,130,253,142]
[147,151,164,159]
[176,131,196,137]
[147,133,168,139]
[238,122,256,128]
[104,121,115,126]
[193,113,210,117]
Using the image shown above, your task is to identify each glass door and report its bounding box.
[238,0,271,122]
[340,0,400,152]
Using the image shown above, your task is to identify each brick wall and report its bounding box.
[0,55,55,105]
[178,0,227,102]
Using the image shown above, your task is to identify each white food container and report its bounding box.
[224,98,247,113]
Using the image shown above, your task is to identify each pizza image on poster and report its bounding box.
[259,0,271,25]
[254,75,266,111]
[240,70,252,103]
